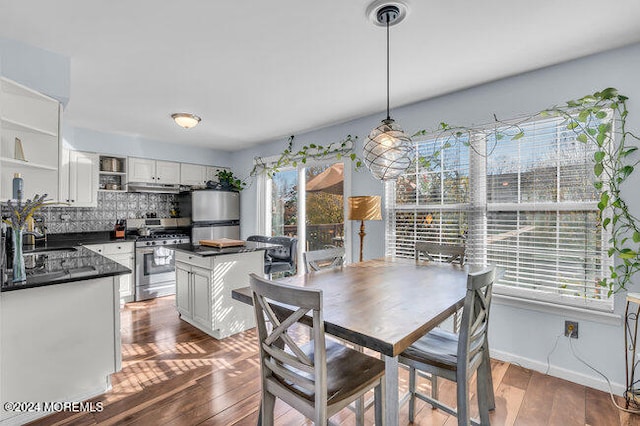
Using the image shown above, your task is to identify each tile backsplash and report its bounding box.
[2,192,178,234]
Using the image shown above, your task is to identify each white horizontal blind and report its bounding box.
[486,117,611,309]
[386,136,469,260]
[385,115,613,310]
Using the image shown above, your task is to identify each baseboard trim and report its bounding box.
[490,348,625,395]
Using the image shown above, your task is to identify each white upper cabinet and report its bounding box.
[180,163,207,186]
[0,77,60,201]
[68,150,99,207]
[127,158,180,185]
[60,149,99,207]
[206,166,228,183]
[155,160,180,184]
[127,157,156,183]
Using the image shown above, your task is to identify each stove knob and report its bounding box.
[173,240,178,244]
[145,242,151,246]
[151,241,156,246]
[162,240,167,245]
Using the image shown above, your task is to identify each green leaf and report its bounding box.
[350,153,356,161]
[512,131,525,140]
[634,232,640,243]
[608,248,616,257]
[596,133,606,146]
[593,181,603,190]
[596,111,608,119]
[620,249,638,259]
[576,133,588,143]
[356,161,362,168]
[603,217,611,229]
[594,151,605,162]
[567,121,579,130]
[622,165,634,178]
[594,162,604,177]
[621,147,638,157]
[301,158,306,164]
[577,110,590,122]
[292,161,297,167]
[336,153,342,160]
[309,144,316,149]
[496,134,504,141]
[587,128,597,136]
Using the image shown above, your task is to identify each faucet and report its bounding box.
[24,215,47,246]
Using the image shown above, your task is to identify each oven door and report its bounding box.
[136,247,176,300]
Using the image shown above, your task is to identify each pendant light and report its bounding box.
[363,2,413,181]
[171,112,201,129]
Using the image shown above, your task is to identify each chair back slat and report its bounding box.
[415,242,465,265]
[457,267,495,373]
[304,247,346,273]
[250,273,327,409]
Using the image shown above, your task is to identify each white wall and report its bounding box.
[64,125,232,166]
[231,42,640,393]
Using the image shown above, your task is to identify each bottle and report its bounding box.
[12,173,23,201]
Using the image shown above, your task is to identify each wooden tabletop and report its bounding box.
[232,257,468,357]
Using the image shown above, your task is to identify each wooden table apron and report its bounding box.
[232,257,468,426]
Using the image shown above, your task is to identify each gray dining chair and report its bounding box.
[399,266,496,426]
[249,273,385,425]
[303,247,345,273]
[415,241,465,333]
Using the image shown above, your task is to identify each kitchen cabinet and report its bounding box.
[180,163,206,186]
[175,250,258,339]
[128,157,180,184]
[0,77,60,202]
[59,149,99,207]
[84,242,135,303]
[98,155,127,192]
[205,166,228,183]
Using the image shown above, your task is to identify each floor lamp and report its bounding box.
[348,196,382,262]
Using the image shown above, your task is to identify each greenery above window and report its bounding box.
[252,88,638,295]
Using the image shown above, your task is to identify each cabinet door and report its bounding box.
[180,163,206,186]
[69,151,98,207]
[155,160,180,184]
[108,254,134,302]
[127,157,155,183]
[191,266,212,330]
[175,262,192,317]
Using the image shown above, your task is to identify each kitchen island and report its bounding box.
[1,247,130,425]
[172,241,276,340]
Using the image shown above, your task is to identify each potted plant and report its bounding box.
[214,170,245,191]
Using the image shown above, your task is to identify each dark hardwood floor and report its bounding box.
[27,296,639,425]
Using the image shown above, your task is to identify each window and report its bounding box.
[385,116,613,311]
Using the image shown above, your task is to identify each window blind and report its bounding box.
[385,116,613,311]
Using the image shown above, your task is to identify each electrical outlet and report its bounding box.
[565,320,579,338]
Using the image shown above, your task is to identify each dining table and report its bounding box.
[231,256,469,426]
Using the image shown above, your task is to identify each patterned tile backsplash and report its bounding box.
[2,192,178,234]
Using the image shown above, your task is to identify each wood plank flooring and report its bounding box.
[27,296,639,426]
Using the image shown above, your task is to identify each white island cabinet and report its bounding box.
[174,249,261,339]
[0,277,120,425]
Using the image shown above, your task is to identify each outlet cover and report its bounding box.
[565,320,579,338]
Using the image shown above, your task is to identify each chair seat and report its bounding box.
[268,261,294,274]
[274,340,385,406]
[401,328,459,372]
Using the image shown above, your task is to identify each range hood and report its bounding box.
[127,182,181,194]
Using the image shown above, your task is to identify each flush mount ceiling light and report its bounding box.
[171,113,201,129]
[363,1,413,181]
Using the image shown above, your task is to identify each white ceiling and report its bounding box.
[1,1,640,151]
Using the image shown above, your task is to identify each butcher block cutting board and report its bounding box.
[199,238,246,248]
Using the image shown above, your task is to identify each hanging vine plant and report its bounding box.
[251,88,639,295]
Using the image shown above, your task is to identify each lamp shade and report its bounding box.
[171,113,201,129]
[364,118,413,180]
[348,195,382,221]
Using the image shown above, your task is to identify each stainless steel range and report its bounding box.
[128,218,190,301]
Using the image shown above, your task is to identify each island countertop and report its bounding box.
[1,246,131,292]
[172,241,280,257]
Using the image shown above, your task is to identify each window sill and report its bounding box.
[493,293,622,326]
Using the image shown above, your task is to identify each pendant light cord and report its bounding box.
[386,16,390,120]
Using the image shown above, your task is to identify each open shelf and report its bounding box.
[1,157,58,171]
[0,117,58,137]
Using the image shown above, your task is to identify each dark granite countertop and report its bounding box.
[1,246,131,292]
[173,241,280,257]
[43,231,138,248]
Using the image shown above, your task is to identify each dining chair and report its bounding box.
[249,273,385,425]
[398,266,496,426]
[415,242,465,333]
[303,247,345,273]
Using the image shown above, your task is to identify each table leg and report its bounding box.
[384,355,399,426]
